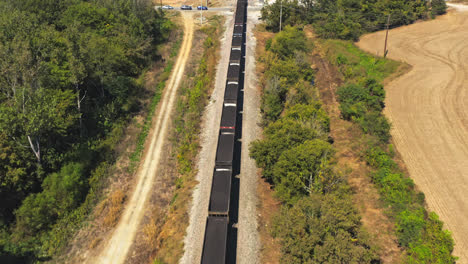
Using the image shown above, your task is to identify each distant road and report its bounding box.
[357,6,468,263]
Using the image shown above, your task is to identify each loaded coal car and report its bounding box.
[201,216,228,264]
[227,63,240,83]
[234,8,245,24]
[233,24,244,37]
[224,81,239,103]
[231,35,243,49]
[208,168,232,216]
[220,102,237,132]
[215,130,235,167]
[229,48,242,64]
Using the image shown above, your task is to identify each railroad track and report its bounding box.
[200,1,248,263]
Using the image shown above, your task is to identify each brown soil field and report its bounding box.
[357,7,468,263]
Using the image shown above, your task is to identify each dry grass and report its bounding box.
[89,238,102,250]
[95,189,126,228]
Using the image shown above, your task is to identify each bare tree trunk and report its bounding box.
[27,135,41,164]
[76,83,86,138]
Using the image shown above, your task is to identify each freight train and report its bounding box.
[200,1,247,263]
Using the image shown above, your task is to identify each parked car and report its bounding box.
[197,6,208,10]
[181,5,192,10]
[161,5,174,9]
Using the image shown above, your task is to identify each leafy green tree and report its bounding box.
[13,163,85,238]
[250,104,329,181]
[270,26,308,59]
[273,139,336,204]
[272,195,379,263]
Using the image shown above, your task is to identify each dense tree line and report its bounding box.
[250,27,379,262]
[261,0,447,40]
[0,0,171,260]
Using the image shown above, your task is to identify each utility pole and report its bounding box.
[279,0,283,32]
[200,0,203,25]
[383,14,391,58]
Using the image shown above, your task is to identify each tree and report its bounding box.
[273,139,336,204]
[272,195,379,263]
[14,163,86,238]
[270,26,308,59]
[250,104,329,181]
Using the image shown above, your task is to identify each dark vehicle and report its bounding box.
[220,103,237,131]
[215,132,235,166]
[197,5,208,10]
[231,35,243,49]
[181,5,192,10]
[208,168,232,215]
[227,64,240,82]
[201,216,228,264]
[224,82,239,102]
[229,49,242,64]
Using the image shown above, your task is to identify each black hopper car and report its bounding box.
[201,0,248,263]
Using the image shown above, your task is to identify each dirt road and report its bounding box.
[357,6,468,263]
[88,13,195,264]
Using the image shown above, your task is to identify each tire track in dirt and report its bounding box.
[357,7,468,263]
[88,13,195,264]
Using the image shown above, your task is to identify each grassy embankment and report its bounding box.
[320,39,457,263]
[149,15,224,264]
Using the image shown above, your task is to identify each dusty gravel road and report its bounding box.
[357,6,468,263]
[88,13,195,264]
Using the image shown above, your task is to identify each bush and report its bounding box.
[357,111,391,142]
[431,0,447,16]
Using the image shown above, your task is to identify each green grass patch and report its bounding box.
[321,39,400,83]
